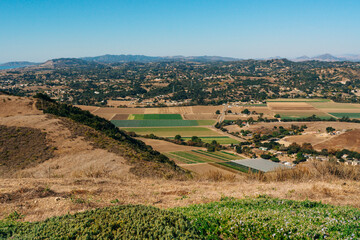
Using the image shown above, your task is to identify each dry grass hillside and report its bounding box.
[1,93,360,223]
[0,94,183,179]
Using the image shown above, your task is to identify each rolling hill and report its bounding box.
[0,93,186,179]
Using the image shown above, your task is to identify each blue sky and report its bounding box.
[0,0,359,62]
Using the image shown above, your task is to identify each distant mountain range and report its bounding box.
[1,53,360,70]
[292,54,360,62]
[81,54,241,63]
[0,61,39,69]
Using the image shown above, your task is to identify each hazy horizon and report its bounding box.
[1,0,360,62]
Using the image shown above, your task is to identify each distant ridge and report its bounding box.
[81,54,241,63]
[2,53,360,69]
[292,53,360,62]
[0,61,38,69]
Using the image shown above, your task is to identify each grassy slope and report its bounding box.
[2,197,359,239]
[33,94,187,179]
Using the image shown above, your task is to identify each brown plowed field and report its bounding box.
[111,114,129,120]
[268,102,316,111]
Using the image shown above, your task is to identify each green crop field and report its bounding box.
[121,127,220,137]
[216,161,253,173]
[267,98,331,102]
[329,112,360,119]
[3,198,359,239]
[112,119,215,127]
[194,120,216,125]
[128,114,183,120]
[192,150,241,161]
[166,150,241,164]
[169,136,239,144]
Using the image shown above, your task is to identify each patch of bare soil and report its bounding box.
[315,129,360,152]
[111,114,129,120]
[0,187,69,204]
[0,95,41,117]
[224,124,242,133]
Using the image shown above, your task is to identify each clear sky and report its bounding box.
[0,0,359,62]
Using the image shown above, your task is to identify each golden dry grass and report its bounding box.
[1,174,360,222]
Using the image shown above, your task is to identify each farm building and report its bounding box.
[231,158,292,173]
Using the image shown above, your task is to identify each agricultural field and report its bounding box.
[111,113,215,127]
[128,114,182,120]
[309,102,360,109]
[165,150,248,174]
[169,136,239,144]
[122,127,220,137]
[112,119,204,127]
[329,112,360,119]
[165,150,241,164]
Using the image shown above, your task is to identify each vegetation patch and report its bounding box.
[169,136,239,144]
[0,125,54,177]
[173,197,360,239]
[2,198,359,239]
[0,205,199,239]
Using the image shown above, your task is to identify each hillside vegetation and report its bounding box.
[1,197,359,239]
[0,125,54,177]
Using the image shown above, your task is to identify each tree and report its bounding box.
[274,114,280,118]
[287,143,301,154]
[294,152,306,164]
[260,154,271,159]
[326,127,335,133]
[215,110,220,114]
[174,135,182,141]
[242,109,250,115]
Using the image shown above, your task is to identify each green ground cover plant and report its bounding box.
[2,197,359,239]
